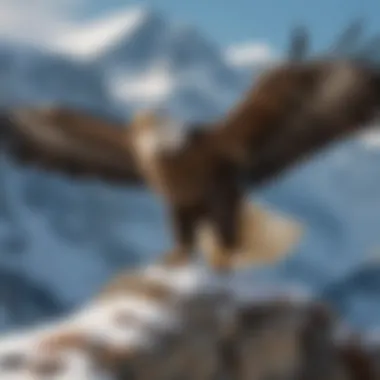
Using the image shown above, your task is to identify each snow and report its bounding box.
[225,42,278,67]
[0,6,244,120]
[0,260,314,379]
[359,126,380,149]
[81,295,178,332]
[142,263,312,305]
[111,64,175,103]
[53,7,148,59]
[0,269,185,378]
[143,263,225,296]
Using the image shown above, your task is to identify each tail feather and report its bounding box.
[197,199,304,270]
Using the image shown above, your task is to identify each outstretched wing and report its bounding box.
[0,106,146,186]
[213,20,380,187]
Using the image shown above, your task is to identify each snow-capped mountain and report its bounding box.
[50,6,247,121]
[0,6,267,122]
[0,40,127,121]
[1,5,380,335]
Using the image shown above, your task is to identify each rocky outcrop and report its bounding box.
[0,263,378,379]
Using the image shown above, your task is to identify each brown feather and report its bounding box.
[213,59,380,187]
[1,106,146,185]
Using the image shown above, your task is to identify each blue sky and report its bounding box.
[81,0,380,52]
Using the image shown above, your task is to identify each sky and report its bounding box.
[0,0,380,55]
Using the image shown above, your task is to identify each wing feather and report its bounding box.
[211,21,380,188]
[0,106,146,186]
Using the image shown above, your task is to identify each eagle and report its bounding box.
[1,21,380,272]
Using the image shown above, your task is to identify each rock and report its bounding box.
[0,262,377,379]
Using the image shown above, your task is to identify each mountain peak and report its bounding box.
[51,6,163,60]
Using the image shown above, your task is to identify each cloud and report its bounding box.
[225,42,278,67]
[359,126,380,150]
[0,0,84,44]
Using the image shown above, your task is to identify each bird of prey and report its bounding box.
[2,21,380,272]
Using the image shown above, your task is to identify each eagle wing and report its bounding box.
[0,106,146,186]
[213,21,380,188]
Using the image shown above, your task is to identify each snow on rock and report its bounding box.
[0,261,378,379]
